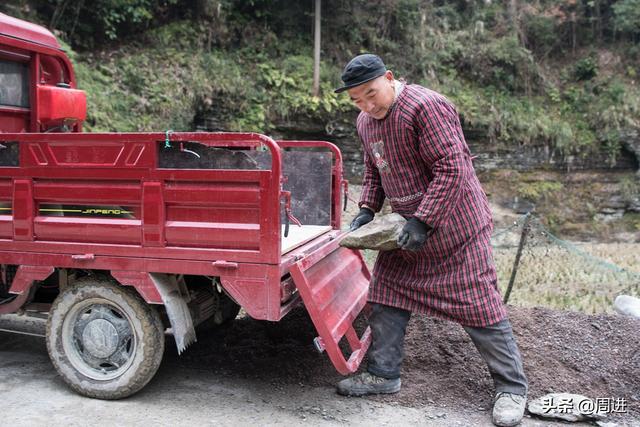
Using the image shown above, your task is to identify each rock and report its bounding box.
[621,128,640,176]
[340,213,407,251]
[511,196,536,214]
[614,295,640,318]
[528,393,606,422]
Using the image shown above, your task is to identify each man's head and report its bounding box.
[335,54,396,120]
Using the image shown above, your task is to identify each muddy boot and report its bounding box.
[336,372,401,396]
[492,392,526,426]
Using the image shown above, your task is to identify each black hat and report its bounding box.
[334,54,387,93]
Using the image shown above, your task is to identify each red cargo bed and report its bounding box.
[0,131,371,375]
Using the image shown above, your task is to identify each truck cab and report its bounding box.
[0,12,86,133]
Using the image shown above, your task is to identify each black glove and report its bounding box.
[349,207,374,231]
[397,217,432,251]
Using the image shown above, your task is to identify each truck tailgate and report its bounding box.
[289,235,371,375]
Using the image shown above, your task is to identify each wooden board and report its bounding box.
[281,225,332,254]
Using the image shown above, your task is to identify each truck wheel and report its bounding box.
[46,277,164,400]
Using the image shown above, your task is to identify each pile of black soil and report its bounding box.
[165,305,640,421]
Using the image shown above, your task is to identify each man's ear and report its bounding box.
[384,70,394,82]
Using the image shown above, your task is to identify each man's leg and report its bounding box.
[336,303,411,396]
[463,318,527,394]
[463,318,528,427]
[367,303,412,379]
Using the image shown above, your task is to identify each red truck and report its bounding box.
[0,13,371,399]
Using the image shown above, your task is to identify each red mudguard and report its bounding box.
[289,236,371,374]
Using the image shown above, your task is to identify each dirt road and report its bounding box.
[0,330,471,426]
[0,309,618,427]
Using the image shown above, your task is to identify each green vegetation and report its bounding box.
[2,1,637,314]
[2,0,639,160]
[613,0,640,38]
[67,26,351,132]
[517,181,564,202]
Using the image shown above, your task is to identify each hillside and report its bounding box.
[1,0,639,238]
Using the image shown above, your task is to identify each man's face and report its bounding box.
[347,71,395,120]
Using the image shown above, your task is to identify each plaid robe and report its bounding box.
[357,84,507,327]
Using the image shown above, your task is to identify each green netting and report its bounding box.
[493,214,640,314]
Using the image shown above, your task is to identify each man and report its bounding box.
[335,54,528,427]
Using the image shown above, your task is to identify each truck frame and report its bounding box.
[0,13,371,399]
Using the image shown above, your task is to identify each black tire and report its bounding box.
[46,276,165,400]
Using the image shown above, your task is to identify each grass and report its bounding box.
[494,240,640,314]
[60,19,640,316]
[63,23,353,134]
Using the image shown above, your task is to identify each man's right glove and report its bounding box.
[349,207,374,231]
[397,217,432,251]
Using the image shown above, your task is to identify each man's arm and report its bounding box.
[413,98,469,228]
[359,147,386,212]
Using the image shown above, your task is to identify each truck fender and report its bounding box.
[149,273,196,354]
[0,265,54,315]
[112,271,196,354]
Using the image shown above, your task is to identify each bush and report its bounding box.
[35,0,638,168]
[457,36,540,93]
[518,181,564,201]
[38,0,183,48]
[67,22,353,134]
[613,0,640,37]
[522,14,558,56]
[573,57,598,81]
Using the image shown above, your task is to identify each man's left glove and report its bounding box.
[397,217,432,251]
[350,207,375,231]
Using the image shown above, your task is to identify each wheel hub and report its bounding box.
[63,302,136,380]
[82,319,119,359]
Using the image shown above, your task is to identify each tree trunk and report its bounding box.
[594,0,602,45]
[508,0,518,38]
[571,12,577,54]
[50,0,70,31]
[312,0,321,97]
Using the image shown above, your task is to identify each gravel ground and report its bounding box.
[1,305,638,426]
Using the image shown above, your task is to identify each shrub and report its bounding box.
[573,57,598,81]
[613,0,640,37]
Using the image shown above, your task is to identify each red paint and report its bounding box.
[0,265,54,314]
[36,85,87,123]
[142,181,165,246]
[0,13,83,132]
[0,14,371,376]
[0,13,60,49]
[12,179,34,240]
[290,237,372,374]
